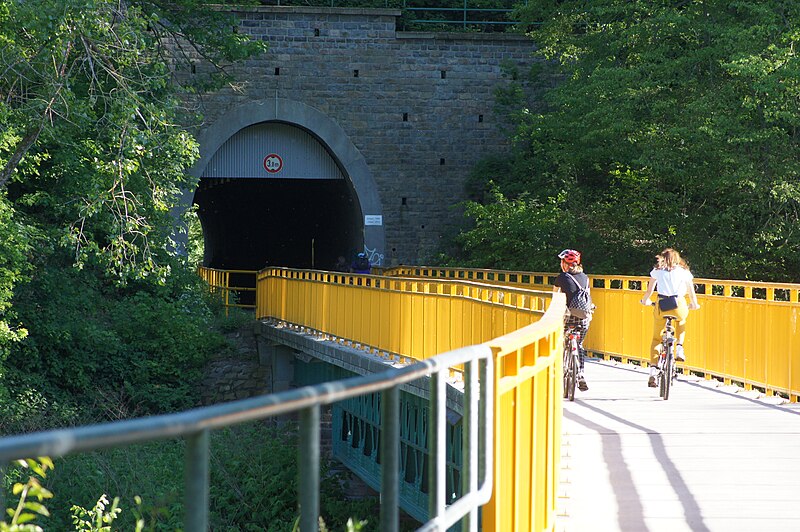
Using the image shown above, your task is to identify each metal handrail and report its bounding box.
[256,267,550,368]
[262,0,527,31]
[0,344,493,532]
[386,264,800,402]
[256,267,564,530]
[197,266,257,313]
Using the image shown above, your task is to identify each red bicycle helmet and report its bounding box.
[558,249,581,265]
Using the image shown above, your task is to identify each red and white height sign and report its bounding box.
[263,153,283,174]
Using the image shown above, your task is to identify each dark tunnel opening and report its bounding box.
[194,177,363,274]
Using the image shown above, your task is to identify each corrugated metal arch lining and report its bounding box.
[201,122,345,180]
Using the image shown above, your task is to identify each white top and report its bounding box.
[650,266,694,297]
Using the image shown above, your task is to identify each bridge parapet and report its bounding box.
[256,267,551,362]
[383,265,800,402]
[256,266,565,531]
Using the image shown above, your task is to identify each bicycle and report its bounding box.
[656,315,678,400]
[562,325,581,402]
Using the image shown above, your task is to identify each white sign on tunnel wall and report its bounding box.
[263,153,283,174]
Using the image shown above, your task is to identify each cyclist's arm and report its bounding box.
[640,278,657,305]
[687,281,700,310]
[553,276,562,293]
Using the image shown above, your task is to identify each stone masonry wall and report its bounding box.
[193,7,540,265]
[200,326,269,405]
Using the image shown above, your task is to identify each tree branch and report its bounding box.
[0,125,42,190]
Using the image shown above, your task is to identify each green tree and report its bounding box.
[449,187,586,270]
[0,197,32,364]
[455,0,800,280]
[0,0,265,281]
[0,0,266,422]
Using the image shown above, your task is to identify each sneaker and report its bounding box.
[648,376,657,388]
[578,375,588,391]
[675,344,685,362]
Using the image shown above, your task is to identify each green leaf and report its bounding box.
[15,513,37,524]
[22,502,50,517]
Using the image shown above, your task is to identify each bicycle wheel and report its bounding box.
[662,345,673,401]
[566,343,577,402]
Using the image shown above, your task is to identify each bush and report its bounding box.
[2,257,229,427]
[209,424,378,531]
[3,424,379,531]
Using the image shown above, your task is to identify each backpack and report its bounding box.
[564,273,594,319]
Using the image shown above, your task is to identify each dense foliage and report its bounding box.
[0,0,266,419]
[451,0,800,281]
[3,426,378,531]
[0,1,389,528]
[0,0,264,280]
[0,264,230,433]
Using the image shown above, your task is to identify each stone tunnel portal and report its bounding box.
[193,122,364,273]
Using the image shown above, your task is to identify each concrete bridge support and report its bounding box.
[253,319,465,523]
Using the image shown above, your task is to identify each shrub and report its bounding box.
[3,257,229,426]
[3,424,379,531]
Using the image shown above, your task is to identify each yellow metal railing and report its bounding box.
[256,268,551,361]
[197,266,258,313]
[482,297,563,532]
[255,267,564,532]
[384,266,800,402]
[202,262,800,401]
[381,265,551,288]
[588,275,800,402]
[193,263,800,530]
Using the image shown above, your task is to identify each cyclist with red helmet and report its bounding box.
[553,249,594,392]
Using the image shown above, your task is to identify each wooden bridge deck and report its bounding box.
[557,358,800,532]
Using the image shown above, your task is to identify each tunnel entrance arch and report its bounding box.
[194,122,362,271]
[192,99,385,272]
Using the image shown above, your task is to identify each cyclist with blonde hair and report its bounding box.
[640,248,700,387]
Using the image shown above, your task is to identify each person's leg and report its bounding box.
[577,319,589,371]
[562,315,572,363]
[577,318,589,390]
[650,307,664,366]
[648,307,665,386]
[673,301,689,343]
[673,301,690,360]
[564,316,588,390]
